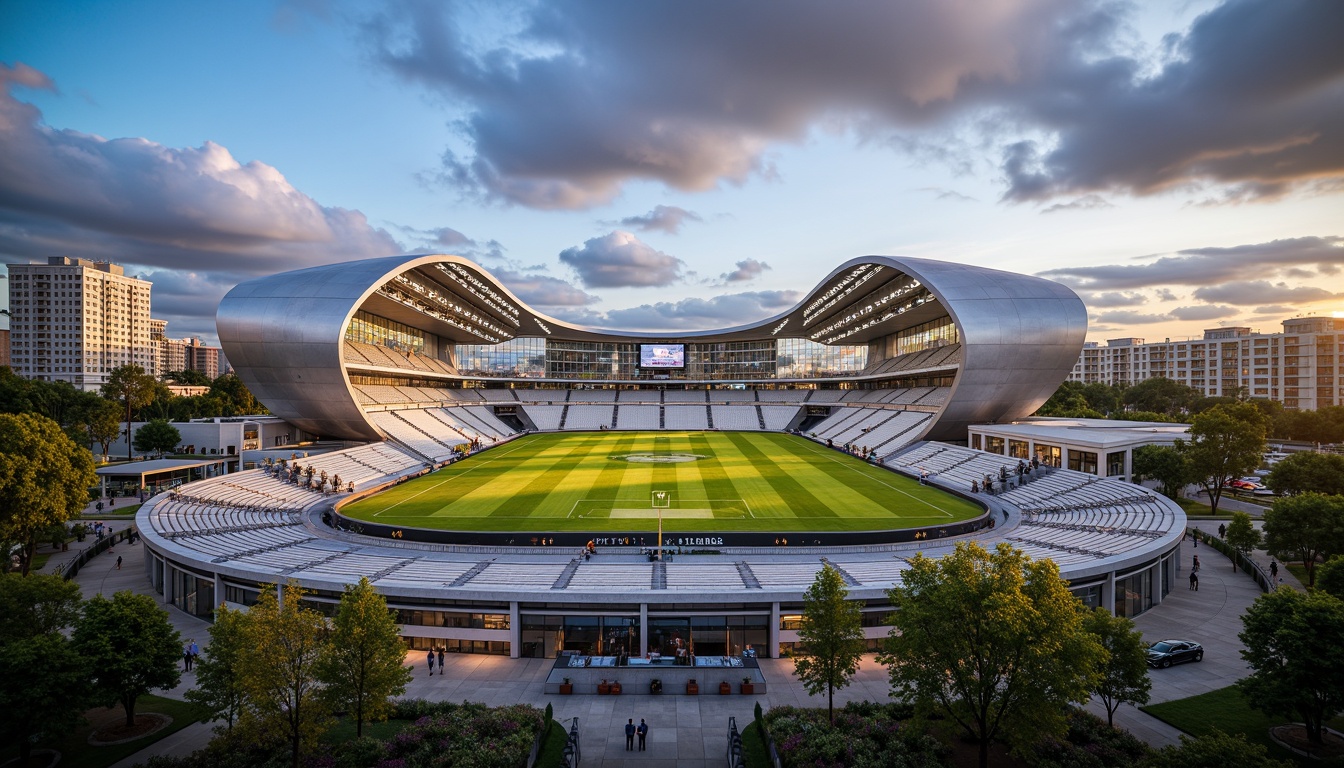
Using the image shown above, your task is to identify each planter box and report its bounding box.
[610,682,622,695]
[741,683,755,695]
[686,683,699,695]
[559,683,573,695]
[597,683,610,695]
[719,682,732,695]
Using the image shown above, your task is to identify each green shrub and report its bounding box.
[1030,709,1151,768]
[764,703,947,768]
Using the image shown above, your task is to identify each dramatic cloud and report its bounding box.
[617,205,702,234]
[1040,236,1344,290]
[557,231,684,288]
[367,0,1083,207]
[0,64,403,281]
[1191,281,1344,306]
[1083,291,1148,308]
[1091,310,1172,325]
[1000,0,1344,202]
[365,0,1344,208]
[489,268,598,308]
[1253,304,1297,315]
[583,290,803,331]
[1168,305,1239,321]
[720,258,771,283]
[1040,194,1112,214]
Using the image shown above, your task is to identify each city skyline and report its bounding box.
[2,0,1342,346]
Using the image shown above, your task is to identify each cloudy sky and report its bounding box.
[2,0,1342,346]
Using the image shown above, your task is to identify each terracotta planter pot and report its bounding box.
[719,682,732,695]
[559,683,573,695]
[686,683,699,695]
[598,683,610,695]
[741,683,755,695]
[610,682,622,695]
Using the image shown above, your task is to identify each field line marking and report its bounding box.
[807,447,955,518]
[370,439,534,517]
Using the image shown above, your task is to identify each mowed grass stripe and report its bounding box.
[787,437,979,521]
[339,431,984,532]
[696,431,793,519]
[768,434,910,514]
[687,432,748,513]
[487,433,615,518]
[724,432,839,518]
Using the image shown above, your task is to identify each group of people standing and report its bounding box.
[426,647,447,675]
[624,718,650,751]
[182,639,200,670]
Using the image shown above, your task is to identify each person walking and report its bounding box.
[637,719,648,751]
[183,643,193,671]
[115,555,122,570]
[625,719,636,751]
[437,647,445,674]
[1189,571,1199,591]
[1192,555,1200,573]
[427,649,436,676]
[1218,523,1227,539]
[189,640,200,668]
[1270,560,1279,580]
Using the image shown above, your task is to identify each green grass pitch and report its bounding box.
[339,431,982,533]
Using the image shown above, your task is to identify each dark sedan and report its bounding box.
[1146,639,1203,668]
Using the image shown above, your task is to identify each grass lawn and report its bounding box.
[1141,685,1344,765]
[341,431,980,533]
[0,695,207,768]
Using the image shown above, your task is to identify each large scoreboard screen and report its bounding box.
[639,344,685,369]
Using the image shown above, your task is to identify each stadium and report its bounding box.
[137,255,1185,663]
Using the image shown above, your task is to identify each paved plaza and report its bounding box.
[32,513,1289,767]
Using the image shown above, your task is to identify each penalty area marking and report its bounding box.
[567,498,752,519]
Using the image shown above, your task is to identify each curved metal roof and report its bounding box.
[217,255,1086,441]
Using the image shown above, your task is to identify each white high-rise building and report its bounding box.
[6,257,155,391]
[1069,316,1344,411]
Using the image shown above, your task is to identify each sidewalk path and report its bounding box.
[76,521,1276,765]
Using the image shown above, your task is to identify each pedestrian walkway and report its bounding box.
[71,519,1279,766]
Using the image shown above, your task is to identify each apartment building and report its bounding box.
[1070,316,1344,410]
[6,257,156,390]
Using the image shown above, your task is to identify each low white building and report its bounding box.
[968,417,1189,482]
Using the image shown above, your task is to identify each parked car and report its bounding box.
[1224,479,1259,491]
[1147,639,1203,668]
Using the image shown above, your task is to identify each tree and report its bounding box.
[0,572,84,641]
[1265,452,1344,497]
[0,573,89,764]
[1262,493,1344,587]
[1,632,90,764]
[87,399,124,463]
[1146,728,1292,768]
[211,373,266,416]
[239,581,331,768]
[133,419,182,458]
[73,590,183,728]
[187,603,248,732]
[1081,607,1151,727]
[1185,403,1267,515]
[1224,511,1261,572]
[1315,556,1344,599]
[1237,588,1344,746]
[1123,378,1199,416]
[792,564,866,726]
[0,413,98,575]
[879,542,1102,768]
[1132,443,1192,499]
[102,364,157,459]
[165,369,212,386]
[315,577,412,737]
